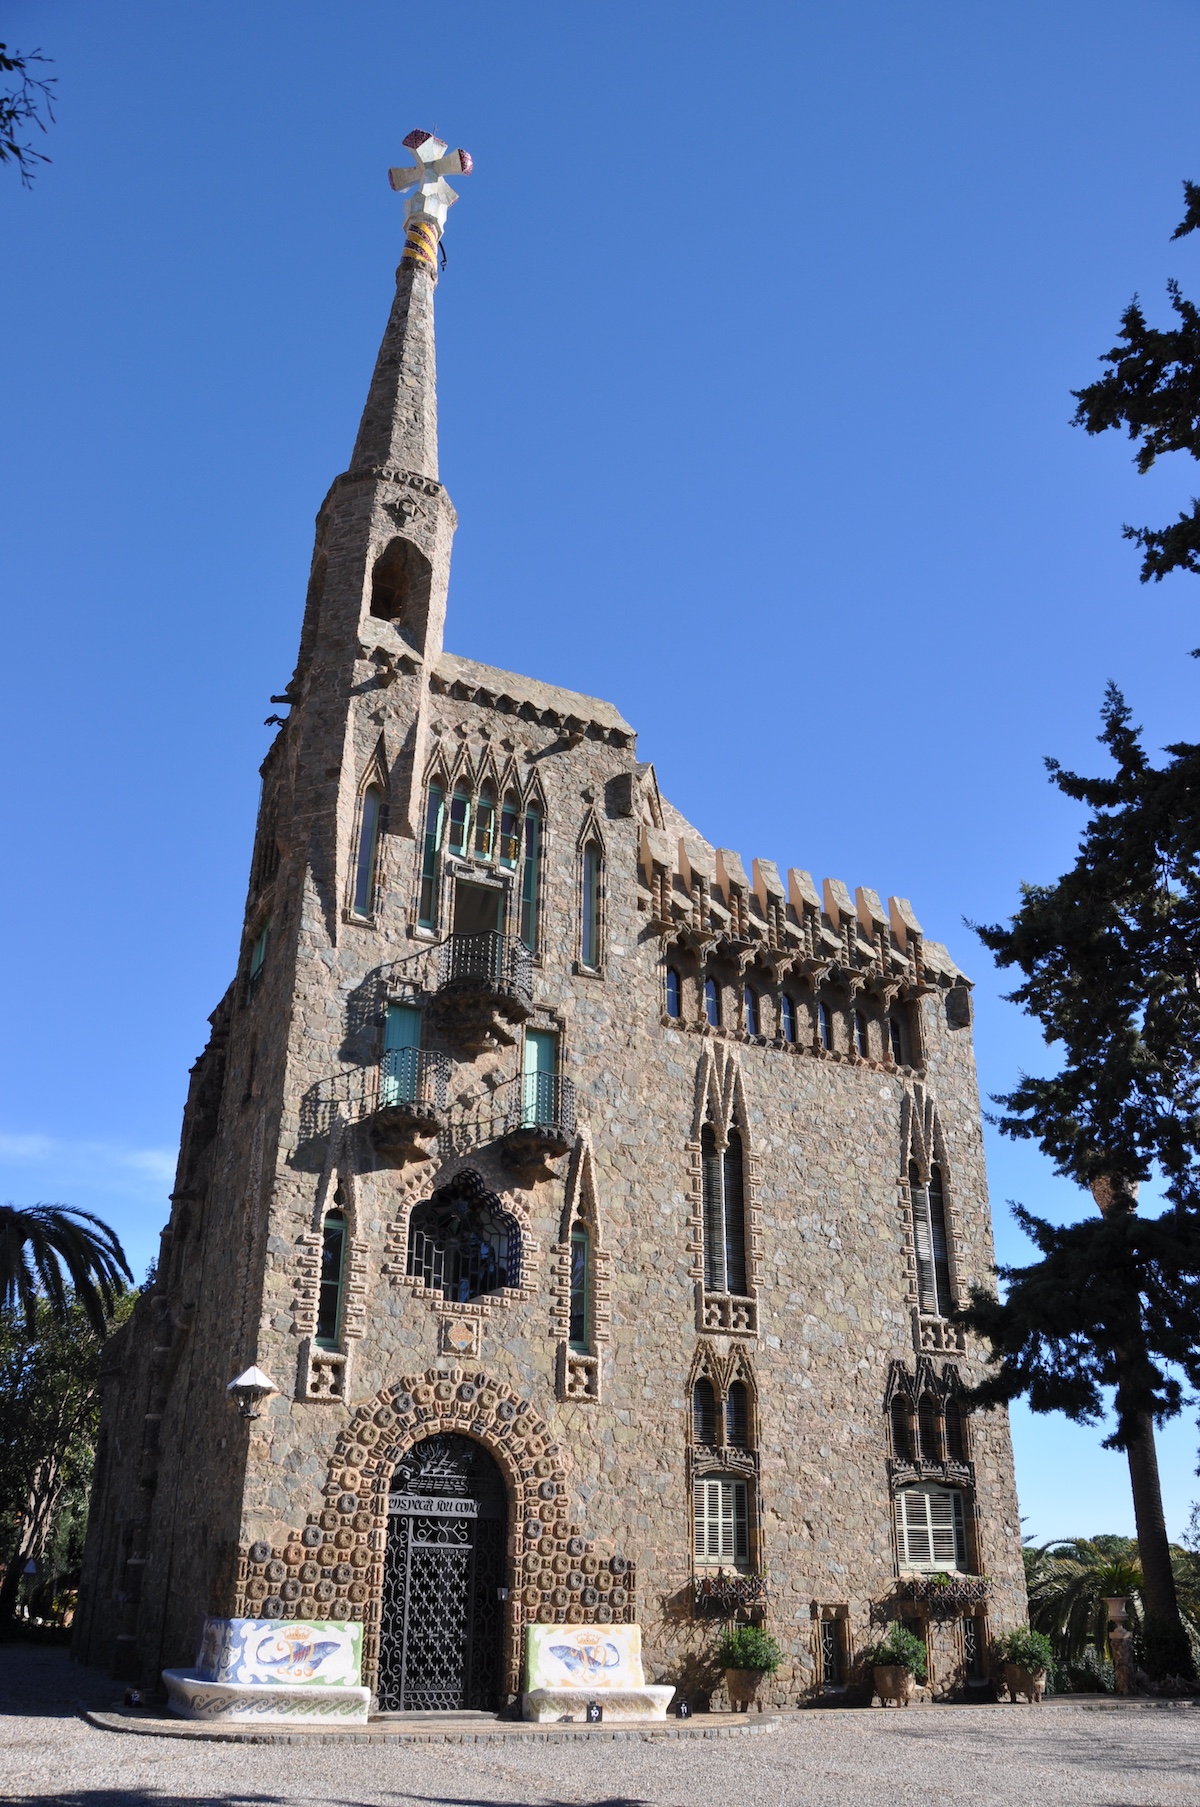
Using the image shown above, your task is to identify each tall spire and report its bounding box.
[349,131,473,480]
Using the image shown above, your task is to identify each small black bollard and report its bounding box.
[585,1699,603,1723]
[674,1697,691,1718]
[123,1689,143,1710]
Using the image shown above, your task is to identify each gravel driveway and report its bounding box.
[3,1644,1199,1807]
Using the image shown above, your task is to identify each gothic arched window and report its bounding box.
[693,1377,717,1443]
[352,783,383,917]
[704,978,721,1028]
[918,1393,942,1463]
[407,1170,520,1303]
[701,1123,748,1296]
[448,786,471,858]
[569,1224,590,1351]
[743,987,758,1036]
[726,1380,750,1447]
[581,840,603,969]
[474,784,495,861]
[945,1396,966,1463]
[889,1014,905,1065]
[819,1002,834,1049]
[855,1009,869,1057]
[520,802,542,949]
[911,1161,954,1318]
[418,782,445,928]
[890,1395,913,1461]
[780,994,796,1043]
[316,1208,346,1349]
[499,793,521,869]
[665,967,682,1019]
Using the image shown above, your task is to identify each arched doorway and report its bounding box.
[377,1434,506,1712]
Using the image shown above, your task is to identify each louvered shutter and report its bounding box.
[897,1486,967,1572]
[910,1165,937,1312]
[694,1478,749,1562]
[701,1126,726,1292]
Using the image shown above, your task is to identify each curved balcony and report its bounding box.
[300,1048,449,1156]
[431,932,534,1048]
[499,1071,576,1167]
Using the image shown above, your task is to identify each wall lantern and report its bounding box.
[227,1366,279,1419]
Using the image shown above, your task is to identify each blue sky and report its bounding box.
[4,0,1200,1543]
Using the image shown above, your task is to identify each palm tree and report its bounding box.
[0,1203,132,1335]
[1025,1540,1143,1664]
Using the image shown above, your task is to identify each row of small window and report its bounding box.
[692,1378,751,1446]
[890,1391,968,1466]
[666,969,909,1063]
[694,1479,970,1574]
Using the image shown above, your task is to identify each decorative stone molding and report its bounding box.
[551,1135,611,1402]
[293,1123,368,1402]
[380,1158,541,1322]
[915,1311,967,1354]
[685,1045,762,1338]
[898,1083,968,1334]
[233,1364,636,1701]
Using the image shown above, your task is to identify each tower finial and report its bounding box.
[388,130,473,274]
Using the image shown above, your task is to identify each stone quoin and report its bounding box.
[76,129,1026,1713]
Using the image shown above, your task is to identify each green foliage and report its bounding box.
[1137,1609,1197,1682]
[1072,182,1200,585]
[712,1624,784,1674]
[0,44,55,186]
[994,1627,1054,1673]
[861,1622,927,1681]
[962,688,1200,1448]
[0,1202,132,1337]
[0,1293,136,1625]
[1024,1539,1142,1662]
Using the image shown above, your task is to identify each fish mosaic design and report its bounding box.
[253,1631,343,1680]
[548,1639,622,1676]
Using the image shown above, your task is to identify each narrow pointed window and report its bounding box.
[499,794,521,869]
[693,1377,717,1444]
[927,1165,953,1317]
[918,1393,942,1463]
[725,1380,750,1447]
[352,783,383,917]
[581,840,602,968]
[569,1224,590,1351]
[819,1001,834,1049]
[855,1009,869,1057]
[704,978,721,1028]
[418,783,444,928]
[248,917,271,995]
[665,967,682,1019]
[448,786,471,858]
[743,987,758,1036]
[780,994,796,1043]
[474,784,495,860]
[520,802,542,949]
[701,1124,725,1292]
[891,1396,913,1461]
[315,1208,347,1349]
[944,1396,966,1463]
[911,1162,955,1318]
[889,1014,905,1065]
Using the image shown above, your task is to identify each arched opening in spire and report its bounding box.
[369,537,433,638]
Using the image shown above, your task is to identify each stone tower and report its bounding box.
[77,136,1027,1711]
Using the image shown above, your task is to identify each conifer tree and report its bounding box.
[962,688,1200,1677]
[1073,181,1200,585]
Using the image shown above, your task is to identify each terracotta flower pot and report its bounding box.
[873,1663,916,1707]
[724,1666,767,1712]
[1004,1662,1046,1704]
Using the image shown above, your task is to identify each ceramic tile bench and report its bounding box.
[520,1624,675,1723]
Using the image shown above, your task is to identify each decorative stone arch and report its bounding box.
[551,1133,611,1402]
[575,810,607,973]
[685,1045,762,1336]
[234,1364,637,1701]
[293,1116,370,1402]
[346,736,390,919]
[898,1083,967,1351]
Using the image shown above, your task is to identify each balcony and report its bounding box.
[431,932,534,1048]
[300,1048,450,1156]
[498,1071,577,1167]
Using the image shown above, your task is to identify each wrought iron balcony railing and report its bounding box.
[438,1072,578,1163]
[300,1048,450,1145]
[436,931,533,1000]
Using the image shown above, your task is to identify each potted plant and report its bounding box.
[713,1624,784,1712]
[862,1622,928,1706]
[994,1627,1053,1703]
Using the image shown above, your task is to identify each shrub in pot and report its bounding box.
[862,1623,928,1707]
[994,1627,1053,1703]
[713,1624,784,1712]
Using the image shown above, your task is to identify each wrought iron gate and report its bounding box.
[377,1434,505,1712]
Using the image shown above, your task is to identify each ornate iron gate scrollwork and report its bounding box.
[377,1434,505,1711]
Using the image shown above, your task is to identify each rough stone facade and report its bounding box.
[76,230,1027,1710]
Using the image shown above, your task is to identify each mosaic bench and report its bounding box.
[520,1624,675,1723]
[163,1617,371,1724]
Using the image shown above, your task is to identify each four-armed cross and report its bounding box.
[388,128,473,236]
